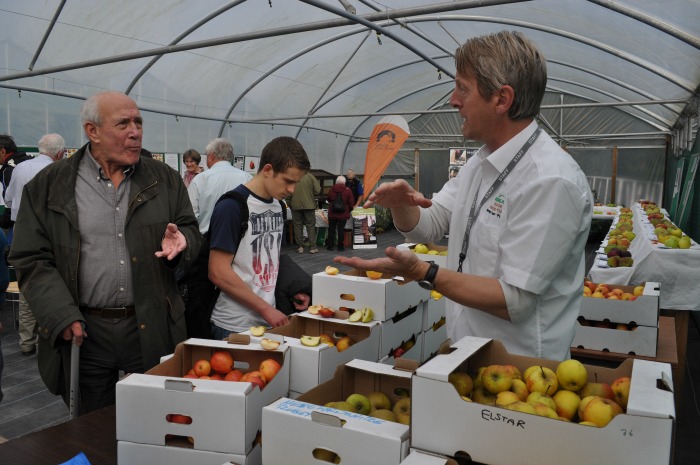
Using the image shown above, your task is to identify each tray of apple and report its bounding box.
[320,389,412,425]
[452,359,630,427]
[181,349,282,390]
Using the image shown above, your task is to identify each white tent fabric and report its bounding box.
[0,0,698,185]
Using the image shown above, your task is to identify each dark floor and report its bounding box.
[0,227,698,464]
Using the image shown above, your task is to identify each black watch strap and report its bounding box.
[421,261,439,286]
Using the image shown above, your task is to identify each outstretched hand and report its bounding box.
[155,223,187,260]
[362,179,433,209]
[333,246,428,283]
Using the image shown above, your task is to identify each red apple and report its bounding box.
[259,358,282,383]
[192,359,211,377]
[224,369,245,382]
[210,350,234,375]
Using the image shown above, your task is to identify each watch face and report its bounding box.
[418,280,434,291]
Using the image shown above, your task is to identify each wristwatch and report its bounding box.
[418,261,439,291]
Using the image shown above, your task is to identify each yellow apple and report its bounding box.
[249,325,266,336]
[553,389,581,421]
[299,335,321,347]
[633,285,644,297]
[495,391,521,407]
[556,359,588,392]
[581,397,623,427]
[360,307,374,322]
[526,391,557,411]
[366,391,392,411]
[510,379,529,402]
[346,393,371,415]
[259,338,281,350]
[369,408,396,422]
[611,376,631,410]
[335,336,353,352]
[325,266,340,275]
[448,372,474,397]
[471,387,496,405]
[413,244,429,254]
[580,382,614,400]
[481,365,513,394]
[365,270,383,280]
[318,333,335,346]
[392,397,411,424]
[525,366,558,396]
[504,401,537,415]
[532,403,560,419]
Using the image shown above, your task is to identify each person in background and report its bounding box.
[345,169,364,207]
[9,91,201,414]
[335,31,592,361]
[182,149,204,188]
[5,133,66,356]
[208,136,311,339]
[0,134,34,235]
[0,228,9,404]
[289,171,321,254]
[188,138,252,235]
[326,175,354,252]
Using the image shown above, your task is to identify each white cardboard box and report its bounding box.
[117,441,261,465]
[312,269,430,322]
[400,449,457,465]
[422,297,447,333]
[580,281,660,326]
[421,325,448,363]
[381,331,423,365]
[379,304,424,360]
[571,321,658,356]
[395,242,448,268]
[263,359,412,465]
[267,313,381,394]
[411,337,675,465]
[116,338,289,456]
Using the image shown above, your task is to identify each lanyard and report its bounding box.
[457,127,542,272]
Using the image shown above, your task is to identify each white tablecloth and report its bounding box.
[588,203,700,310]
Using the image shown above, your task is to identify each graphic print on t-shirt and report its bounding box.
[248,208,285,293]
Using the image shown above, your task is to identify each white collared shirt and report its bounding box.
[188,160,252,234]
[5,154,52,221]
[408,121,593,359]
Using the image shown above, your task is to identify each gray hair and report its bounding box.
[336,175,346,184]
[38,133,65,156]
[455,30,546,120]
[205,138,234,162]
[81,93,105,126]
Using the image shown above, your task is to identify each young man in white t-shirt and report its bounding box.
[208,136,312,339]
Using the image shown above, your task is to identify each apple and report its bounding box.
[318,307,335,318]
[336,336,353,352]
[348,310,363,322]
[633,285,644,297]
[369,409,397,422]
[591,291,605,298]
[392,397,411,425]
[318,333,335,346]
[430,290,443,300]
[504,401,537,415]
[471,387,496,405]
[224,369,245,382]
[300,335,321,347]
[584,281,597,293]
[361,307,374,322]
[242,370,267,389]
[325,266,340,275]
[307,304,322,315]
[553,389,581,421]
[183,373,198,379]
[448,372,474,397]
[365,270,383,280]
[578,395,598,419]
[167,413,192,425]
[532,403,560,419]
[556,359,588,392]
[346,393,372,415]
[579,382,614,400]
[525,366,558,396]
[192,359,211,377]
[413,244,429,254]
[503,364,522,380]
[392,347,406,358]
[611,376,631,410]
[259,358,282,383]
[495,391,521,407]
[581,397,622,427]
[249,325,266,336]
[526,391,557,411]
[325,401,356,413]
[583,287,592,297]
[260,338,281,351]
[460,396,473,402]
[366,391,392,411]
[510,379,529,401]
[481,365,513,394]
[472,367,486,390]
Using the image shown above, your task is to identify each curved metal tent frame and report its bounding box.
[0,0,697,171]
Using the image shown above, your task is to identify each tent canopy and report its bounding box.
[1,0,698,179]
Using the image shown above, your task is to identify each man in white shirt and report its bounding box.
[336,31,592,360]
[5,133,65,356]
[188,138,252,235]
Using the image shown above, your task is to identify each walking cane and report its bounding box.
[69,335,80,419]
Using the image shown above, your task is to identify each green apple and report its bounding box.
[392,397,411,425]
[556,359,588,392]
[664,237,679,248]
[553,389,581,421]
[481,365,513,394]
[526,391,557,411]
[678,236,691,249]
[346,393,371,415]
[361,307,374,323]
[366,391,392,411]
[525,366,558,396]
[669,228,682,238]
[348,310,363,322]
[300,335,321,347]
[369,408,397,422]
[448,372,474,397]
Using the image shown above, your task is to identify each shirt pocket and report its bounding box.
[467,214,502,272]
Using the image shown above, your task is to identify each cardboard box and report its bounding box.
[580,282,659,326]
[379,304,424,360]
[421,324,448,363]
[312,269,429,322]
[381,331,423,365]
[117,441,261,465]
[412,337,675,465]
[396,242,448,267]
[571,322,658,356]
[263,359,413,465]
[422,297,447,333]
[401,449,458,465]
[267,313,381,394]
[116,338,289,456]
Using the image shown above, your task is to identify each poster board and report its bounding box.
[244,156,260,174]
[448,147,474,179]
[351,207,377,249]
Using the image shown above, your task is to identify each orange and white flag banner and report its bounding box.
[362,115,410,200]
